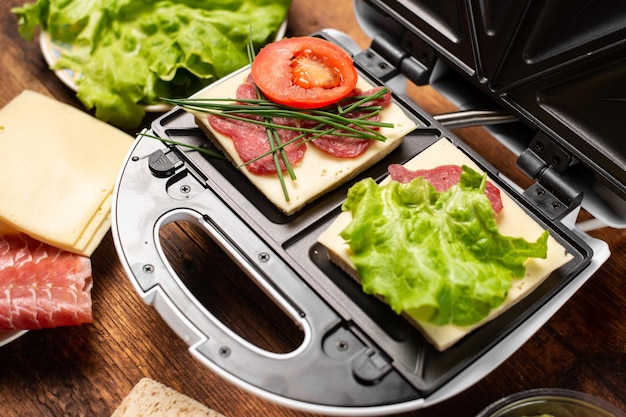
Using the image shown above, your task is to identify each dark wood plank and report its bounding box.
[1,1,624,416]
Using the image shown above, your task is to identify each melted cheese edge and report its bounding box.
[189,69,417,215]
[317,138,573,351]
[0,90,133,256]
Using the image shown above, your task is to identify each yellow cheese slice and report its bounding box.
[189,69,417,215]
[0,90,133,256]
[317,138,573,351]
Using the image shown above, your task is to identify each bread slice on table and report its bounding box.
[317,138,573,351]
[111,378,226,417]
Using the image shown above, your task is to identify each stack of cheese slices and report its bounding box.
[0,90,133,332]
[0,90,133,256]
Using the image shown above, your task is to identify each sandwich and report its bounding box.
[317,138,573,351]
[172,36,417,215]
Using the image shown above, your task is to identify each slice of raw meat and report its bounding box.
[388,164,504,213]
[0,232,93,330]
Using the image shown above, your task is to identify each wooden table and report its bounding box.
[1,1,625,416]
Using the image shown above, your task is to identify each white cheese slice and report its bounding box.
[189,69,417,215]
[317,138,573,351]
[0,90,133,256]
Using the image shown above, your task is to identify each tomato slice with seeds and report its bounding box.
[251,37,358,109]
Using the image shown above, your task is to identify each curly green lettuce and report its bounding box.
[13,0,290,128]
[340,165,549,327]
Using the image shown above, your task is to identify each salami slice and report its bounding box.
[208,77,307,175]
[208,115,306,175]
[346,86,392,107]
[388,164,504,213]
[235,80,257,100]
[304,122,374,158]
[307,87,392,158]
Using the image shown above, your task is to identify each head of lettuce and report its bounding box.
[13,0,291,128]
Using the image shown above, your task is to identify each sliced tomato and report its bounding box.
[251,37,358,109]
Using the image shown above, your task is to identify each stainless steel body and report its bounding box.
[112,31,610,412]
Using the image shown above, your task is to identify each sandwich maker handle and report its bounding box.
[433,109,518,129]
[112,135,420,407]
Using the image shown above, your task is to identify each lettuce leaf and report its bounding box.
[13,0,290,128]
[340,165,549,326]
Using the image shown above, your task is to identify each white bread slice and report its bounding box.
[187,69,417,215]
[111,378,226,417]
[317,138,573,351]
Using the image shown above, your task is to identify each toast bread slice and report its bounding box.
[111,378,225,417]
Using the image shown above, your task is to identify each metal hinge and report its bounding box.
[354,31,436,85]
[517,131,583,221]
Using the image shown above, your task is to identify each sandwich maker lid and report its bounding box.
[354,0,626,227]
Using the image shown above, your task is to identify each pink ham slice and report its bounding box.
[388,164,504,213]
[0,232,92,330]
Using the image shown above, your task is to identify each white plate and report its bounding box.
[38,31,171,112]
[0,330,28,348]
[39,20,287,113]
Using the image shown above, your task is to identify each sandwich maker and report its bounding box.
[112,1,626,415]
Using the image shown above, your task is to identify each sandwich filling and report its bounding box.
[318,138,573,350]
[340,164,548,327]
